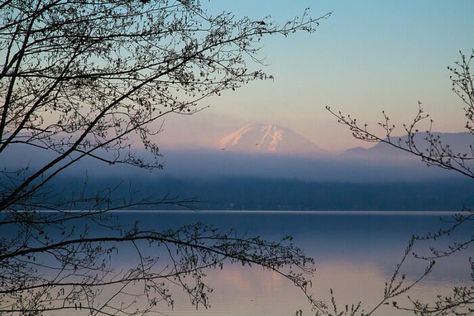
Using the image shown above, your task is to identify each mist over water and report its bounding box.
[3,137,473,315]
[4,132,473,182]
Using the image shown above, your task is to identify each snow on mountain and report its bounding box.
[218,123,327,156]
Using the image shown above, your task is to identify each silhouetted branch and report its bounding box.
[327,50,474,315]
[0,1,330,314]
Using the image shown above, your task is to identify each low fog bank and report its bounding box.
[2,144,467,182]
[156,149,461,182]
[4,144,473,210]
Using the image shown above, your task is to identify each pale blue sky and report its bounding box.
[159,0,474,151]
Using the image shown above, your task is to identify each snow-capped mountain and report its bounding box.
[217,123,327,156]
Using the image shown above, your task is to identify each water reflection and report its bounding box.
[103,260,462,316]
[5,211,472,315]
[103,211,472,316]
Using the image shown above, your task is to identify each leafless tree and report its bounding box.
[326,50,474,315]
[327,51,474,179]
[0,0,331,314]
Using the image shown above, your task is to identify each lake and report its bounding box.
[103,210,473,316]
[2,210,472,316]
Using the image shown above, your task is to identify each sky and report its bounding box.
[156,0,474,152]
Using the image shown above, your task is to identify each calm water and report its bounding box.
[106,211,473,316]
[5,211,473,315]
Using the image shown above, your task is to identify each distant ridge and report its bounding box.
[218,123,327,156]
[342,132,473,160]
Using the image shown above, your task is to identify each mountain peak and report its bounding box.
[218,123,326,156]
